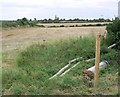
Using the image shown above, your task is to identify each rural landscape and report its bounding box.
[1,17,119,95]
[1,0,120,96]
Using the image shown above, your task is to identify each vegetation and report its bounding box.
[16,17,38,27]
[1,21,18,28]
[47,23,107,28]
[2,37,118,95]
[1,17,39,28]
[2,17,119,95]
[38,18,112,23]
[1,17,112,28]
[106,18,120,47]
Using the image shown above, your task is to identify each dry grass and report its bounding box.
[2,26,106,52]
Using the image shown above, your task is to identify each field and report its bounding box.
[2,26,106,52]
[2,26,106,69]
[1,24,119,95]
[38,22,110,27]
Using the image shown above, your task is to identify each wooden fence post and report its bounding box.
[94,34,101,92]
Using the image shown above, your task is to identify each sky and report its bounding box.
[0,0,119,20]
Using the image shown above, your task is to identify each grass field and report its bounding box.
[1,25,118,95]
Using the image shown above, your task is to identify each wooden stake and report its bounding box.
[94,34,101,92]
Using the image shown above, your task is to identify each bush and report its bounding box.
[16,18,30,26]
[60,25,64,27]
[106,18,120,46]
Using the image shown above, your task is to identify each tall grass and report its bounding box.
[2,37,118,95]
[16,38,95,76]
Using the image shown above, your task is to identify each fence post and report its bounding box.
[94,34,101,93]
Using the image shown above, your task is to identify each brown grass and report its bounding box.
[2,26,106,52]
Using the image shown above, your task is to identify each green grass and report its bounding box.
[2,37,119,95]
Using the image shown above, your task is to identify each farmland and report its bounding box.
[1,22,119,95]
[37,22,110,27]
[2,26,106,52]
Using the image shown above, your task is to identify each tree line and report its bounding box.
[1,17,38,28]
[1,17,112,28]
[38,18,112,23]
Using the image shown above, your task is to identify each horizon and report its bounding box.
[0,17,113,21]
[0,0,119,20]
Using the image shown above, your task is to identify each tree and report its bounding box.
[16,17,29,26]
[22,17,28,21]
[16,17,37,27]
[34,18,37,21]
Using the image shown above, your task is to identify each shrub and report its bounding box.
[106,18,120,46]
[69,25,74,27]
[16,18,29,26]
[60,25,64,27]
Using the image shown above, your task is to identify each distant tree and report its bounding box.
[60,18,65,21]
[16,17,37,27]
[48,18,52,21]
[48,18,53,23]
[30,19,32,21]
[34,18,37,21]
[22,17,28,21]
[44,19,47,21]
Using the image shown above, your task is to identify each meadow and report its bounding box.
[1,23,119,95]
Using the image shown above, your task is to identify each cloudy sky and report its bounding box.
[0,0,119,20]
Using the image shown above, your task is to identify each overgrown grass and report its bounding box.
[2,37,119,95]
